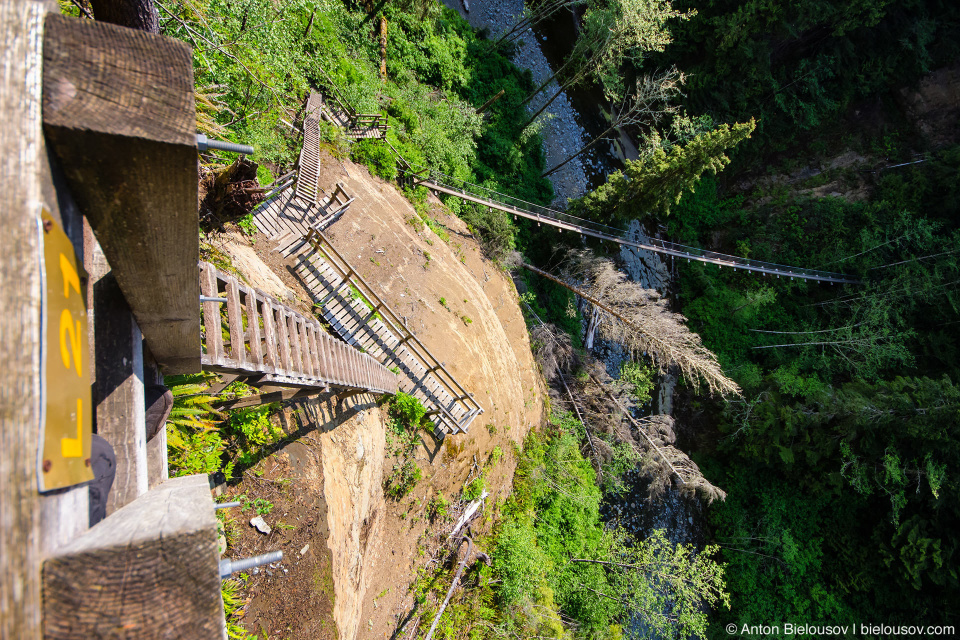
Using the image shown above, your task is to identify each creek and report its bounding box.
[446,0,709,628]
[443,0,622,203]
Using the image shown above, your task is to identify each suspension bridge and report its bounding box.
[405,168,861,285]
[311,78,860,285]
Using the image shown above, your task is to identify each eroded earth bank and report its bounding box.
[211,150,546,639]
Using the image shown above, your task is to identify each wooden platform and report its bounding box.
[294,92,323,203]
[315,90,388,140]
[252,181,354,241]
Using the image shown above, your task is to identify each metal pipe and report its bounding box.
[197,133,255,155]
[219,551,283,580]
[200,296,227,303]
[215,501,241,510]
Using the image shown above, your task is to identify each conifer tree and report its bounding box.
[572,118,756,221]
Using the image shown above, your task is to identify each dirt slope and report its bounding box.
[317,155,546,639]
[213,151,546,639]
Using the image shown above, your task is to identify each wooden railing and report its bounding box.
[302,229,483,434]
[199,262,398,394]
[350,112,388,133]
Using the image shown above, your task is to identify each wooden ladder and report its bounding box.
[273,231,483,438]
[199,262,398,397]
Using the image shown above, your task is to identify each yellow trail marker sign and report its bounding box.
[39,208,93,491]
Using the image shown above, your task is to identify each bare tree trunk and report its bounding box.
[423,537,474,640]
[544,122,618,177]
[304,8,316,37]
[90,0,158,32]
[584,306,600,350]
[379,16,388,79]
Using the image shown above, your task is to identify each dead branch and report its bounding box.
[523,255,740,397]
[424,536,474,640]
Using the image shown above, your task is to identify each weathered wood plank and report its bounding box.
[287,312,303,375]
[299,318,314,378]
[88,240,148,515]
[262,299,277,370]
[307,324,321,380]
[315,328,330,383]
[225,276,244,367]
[1,5,51,633]
[334,338,347,386]
[42,14,200,373]
[200,263,223,363]
[42,474,224,639]
[329,334,344,386]
[277,307,291,373]
[243,286,263,368]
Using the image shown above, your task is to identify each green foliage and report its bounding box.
[384,392,428,500]
[491,416,728,638]
[223,405,284,471]
[246,497,274,516]
[572,119,756,222]
[517,270,584,347]
[463,476,486,502]
[237,213,256,237]
[255,164,274,186]
[619,360,655,404]
[670,149,960,628]
[165,373,229,477]
[222,578,256,639]
[166,373,223,432]
[157,0,314,169]
[427,494,451,522]
[654,0,960,163]
[386,459,423,500]
[168,429,231,478]
[389,391,427,431]
[706,467,858,636]
[351,139,398,181]
[163,0,551,270]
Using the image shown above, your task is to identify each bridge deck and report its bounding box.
[419,178,860,285]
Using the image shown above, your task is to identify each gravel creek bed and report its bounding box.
[443,0,591,204]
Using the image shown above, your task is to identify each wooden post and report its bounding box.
[299,318,314,377]
[88,239,148,514]
[42,474,225,639]
[315,326,329,383]
[42,14,200,374]
[225,276,244,366]
[262,299,278,370]
[307,324,321,379]
[287,313,303,374]
[277,308,291,373]
[0,3,48,633]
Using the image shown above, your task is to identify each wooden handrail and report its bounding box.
[199,262,397,395]
[305,229,481,411]
[302,230,483,431]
